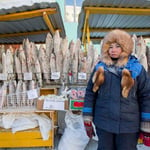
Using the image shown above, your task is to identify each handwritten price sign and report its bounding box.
[24,72,32,80]
[27,89,38,99]
[51,72,60,80]
[78,72,87,80]
[0,73,7,80]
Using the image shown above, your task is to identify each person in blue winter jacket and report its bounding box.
[83,29,150,150]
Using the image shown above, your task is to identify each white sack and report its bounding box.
[1,113,52,140]
[58,111,89,150]
[33,113,52,140]
[11,114,38,133]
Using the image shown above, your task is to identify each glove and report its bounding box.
[84,120,94,138]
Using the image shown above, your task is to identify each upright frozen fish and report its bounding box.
[35,59,42,87]
[50,53,57,73]
[2,52,6,74]
[86,42,94,74]
[38,45,50,84]
[54,30,63,74]
[136,36,148,71]
[8,80,16,107]
[22,81,27,106]
[6,47,14,80]
[46,33,53,63]
[72,39,81,83]
[16,80,22,107]
[14,53,22,80]
[18,45,28,73]
[0,82,8,109]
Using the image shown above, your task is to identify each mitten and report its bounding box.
[84,121,94,138]
[140,121,150,146]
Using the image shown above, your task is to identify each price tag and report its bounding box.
[0,73,7,80]
[78,72,87,80]
[27,89,38,99]
[43,97,64,110]
[24,72,32,80]
[51,72,60,80]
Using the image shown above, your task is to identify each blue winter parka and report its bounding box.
[83,56,150,133]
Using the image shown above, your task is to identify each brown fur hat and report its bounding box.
[101,29,134,67]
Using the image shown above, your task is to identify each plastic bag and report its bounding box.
[92,122,98,141]
[11,115,38,133]
[58,111,90,150]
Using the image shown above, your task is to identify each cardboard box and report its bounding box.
[37,99,69,110]
[36,99,44,110]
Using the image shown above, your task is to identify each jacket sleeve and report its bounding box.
[82,68,98,117]
[137,66,150,121]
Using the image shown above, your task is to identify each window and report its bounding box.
[65,0,83,22]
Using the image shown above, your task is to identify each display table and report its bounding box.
[0,109,55,149]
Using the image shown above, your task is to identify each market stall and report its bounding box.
[0,0,66,149]
[77,0,150,45]
[0,0,66,44]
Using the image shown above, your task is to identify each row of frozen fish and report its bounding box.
[0,30,99,86]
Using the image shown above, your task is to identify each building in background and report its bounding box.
[56,0,83,42]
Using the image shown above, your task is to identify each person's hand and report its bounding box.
[84,120,94,138]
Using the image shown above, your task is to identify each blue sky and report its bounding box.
[66,0,83,6]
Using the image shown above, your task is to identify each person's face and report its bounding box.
[108,43,122,58]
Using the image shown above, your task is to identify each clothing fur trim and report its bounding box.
[121,69,134,98]
[92,67,104,92]
[101,29,134,67]
[92,68,134,98]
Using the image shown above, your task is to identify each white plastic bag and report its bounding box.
[11,115,38,133]
[58,111,90,150]
[92,122,98,141]
[33,113,52,140]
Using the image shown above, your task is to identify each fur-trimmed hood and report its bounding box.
[101,29,134,67]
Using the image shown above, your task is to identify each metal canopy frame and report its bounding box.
[0,8,60,39]
[81,7,150,45]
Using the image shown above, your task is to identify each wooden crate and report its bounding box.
[40,88,58,130]
[0,110,55,148]
[40,88,58,95]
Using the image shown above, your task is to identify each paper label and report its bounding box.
[27,89,38,99]
[43,97,64,110]
[51,72,60,79]
[24,72,32,80]
[78,72,87,80]
[0,73,7,80]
